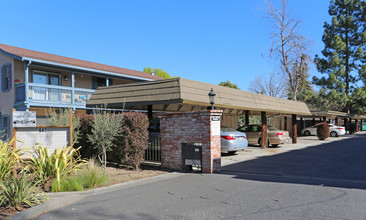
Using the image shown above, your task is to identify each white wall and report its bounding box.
[15,127,70,157]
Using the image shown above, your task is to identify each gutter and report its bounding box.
[21,57,155,82]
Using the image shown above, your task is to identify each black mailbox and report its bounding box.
[181,143,202,171]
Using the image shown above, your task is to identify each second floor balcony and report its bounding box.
[15,83,95,109]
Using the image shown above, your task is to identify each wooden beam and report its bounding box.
[292,114,297,144]
[355,119,359,132]
[312,117,315,126]
[261,111,267,149]
[228,109,234,114]
[163,104,169,111]
[69,109,73,147]
[177,104,184,112]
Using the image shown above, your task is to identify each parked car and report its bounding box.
[301,124,345,137]
[221,126,248,154]
[237,124,291,147]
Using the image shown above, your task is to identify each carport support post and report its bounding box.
[312,117,315,125]
[335,117,339,126]
[148,105,153,120]
[292,114,297,144]
[284,116,288,130]
[344,118,348,133]
[261,111,267,149]
[245,110,250,125]
[323,116,327,122]
[361,119,364,132]
[300,117,303,135]
[355,119,359,132]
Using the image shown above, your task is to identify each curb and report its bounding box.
[12,172,182,220]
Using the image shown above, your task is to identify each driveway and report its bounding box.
[221,133,366,188]
[18,133,366,220]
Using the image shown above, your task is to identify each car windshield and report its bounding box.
[221,126,236,132]
[268,126,279,131]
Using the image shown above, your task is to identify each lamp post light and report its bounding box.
[208,88,216,110]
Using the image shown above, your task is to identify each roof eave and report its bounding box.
[0,49,23,60]
[21,57,155,81]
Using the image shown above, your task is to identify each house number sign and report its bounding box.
[210,116,221,136]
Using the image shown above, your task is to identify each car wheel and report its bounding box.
[271,144,279,147]
[304,130,311,136]
[330,131,338,137]
[228,151,237,155]
[258,138,269,148]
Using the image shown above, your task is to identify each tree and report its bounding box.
[264,0,312,101]
[88,111,123,168]
[314,0,366,113]
[248,73,286,98]
[218,80,239,89]
[143,67,171,79]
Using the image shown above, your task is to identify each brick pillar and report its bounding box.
[159,110,223,173]
[292,114,297,144]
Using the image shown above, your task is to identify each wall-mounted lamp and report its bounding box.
[208,88,216,110]
[64,75,68,81]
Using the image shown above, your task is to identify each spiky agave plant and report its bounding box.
[0,172,48,210]
[29,145,85,192]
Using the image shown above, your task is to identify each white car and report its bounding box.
[301,124,346,137]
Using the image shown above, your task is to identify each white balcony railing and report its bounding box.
[15,83,95,108]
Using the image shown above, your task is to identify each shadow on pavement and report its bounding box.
[220,133,366,190]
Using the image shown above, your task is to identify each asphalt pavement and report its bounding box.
[14,133,366,220]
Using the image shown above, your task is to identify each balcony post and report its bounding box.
[106,77,109,87]
[71,72,75,108]
[24,62,30,110]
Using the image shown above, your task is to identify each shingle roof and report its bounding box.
[0,43,162,80]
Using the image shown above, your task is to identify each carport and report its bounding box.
[298,110,365,133]
[87,78,311,147]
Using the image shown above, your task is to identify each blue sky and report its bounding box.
[1,0,331,91]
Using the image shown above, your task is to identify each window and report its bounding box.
[0,115,10,141]
[1,63,12,92]
[32,70,61,85]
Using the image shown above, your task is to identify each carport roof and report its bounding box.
[87,78,312,115]
[308,110,366,119]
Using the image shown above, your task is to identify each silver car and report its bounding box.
[221,126,248,154]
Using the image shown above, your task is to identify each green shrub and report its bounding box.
[76,114,95,158]
[51,176,85,192]
[29,145,85,192]
[0,138,24,181]
[51,158,108,192]
[80,158,108,188]
[317,122,329,140]
[112,112,149,170]
[0,172,48,210]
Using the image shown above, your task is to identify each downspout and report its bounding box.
[24,60,32,111]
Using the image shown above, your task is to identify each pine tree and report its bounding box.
[314,0,366,113]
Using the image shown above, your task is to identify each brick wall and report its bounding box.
[159,110,223,173]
